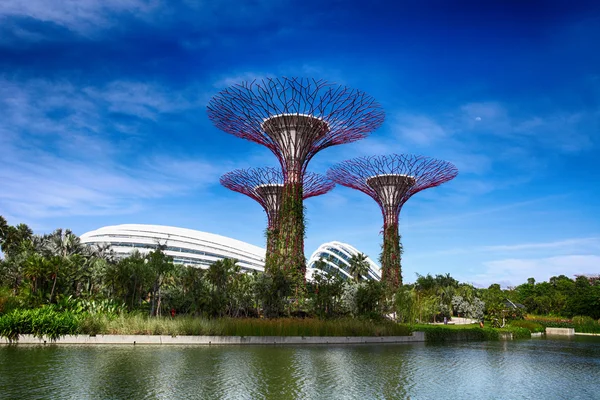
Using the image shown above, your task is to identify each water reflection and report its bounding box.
[1,337,599,399]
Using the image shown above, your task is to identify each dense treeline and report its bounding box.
[1,217,599,323]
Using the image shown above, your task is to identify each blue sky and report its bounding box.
[1,0,599,287]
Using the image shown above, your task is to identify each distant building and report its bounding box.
[80,224,265,273]
[307,241,381,281]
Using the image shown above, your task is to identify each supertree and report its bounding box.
[207,78,384,285]
[220,167,335,275]
[327,154,458,287]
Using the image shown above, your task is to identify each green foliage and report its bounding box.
[486,303,524,328]
[394,286,417,323]
[355,280,384,319]
[307,271,345,318]
[348,253,370,283]
[379,224,402,287]
[526,315,600,333]
[3,216,600,329]
[501,326,532,339]
[255,269,292,318]
[215,317,411,337]
[0,307,80,340]
[508,320,545,333]
[413,324,499,342]
[273,183,306,293]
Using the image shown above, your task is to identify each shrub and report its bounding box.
[509,320,545,333]
[572,315,600,334]
[501,326,531,339]
[0,307,80,341]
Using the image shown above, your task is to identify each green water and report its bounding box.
[1,336,599,399]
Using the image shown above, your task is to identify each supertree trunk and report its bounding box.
[276,182,306,291]
[381,222,403,287]
[264,226,279,276]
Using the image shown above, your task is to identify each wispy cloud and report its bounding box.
[405,195,566,229]
[481,237,600,252]
[0,0,159,35]
[474,255,600,287]
[392,113,449,146]
[0,76,220,221]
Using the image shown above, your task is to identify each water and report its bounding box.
[1,336,599,399]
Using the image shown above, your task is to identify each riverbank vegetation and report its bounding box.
[0,310,410,341]
[411,324,532,342]
[1,217,599,340]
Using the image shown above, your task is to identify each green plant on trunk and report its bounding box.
[275,182,306,297]
[380,224,403,288]
[264,226,280,276]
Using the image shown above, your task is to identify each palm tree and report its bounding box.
[40,229,83,303]
[348,253,370,283]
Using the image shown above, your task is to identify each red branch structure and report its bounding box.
[327,154,458,287]
[207,77,385,182]
[220,168,334,275]
[220,167,335,229]
[208,78,384,286]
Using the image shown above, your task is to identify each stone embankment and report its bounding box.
[546,328,575,336]
[1,332,426,345]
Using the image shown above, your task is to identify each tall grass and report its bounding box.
[411,324,532,342]
[1,311,412,339]
[82,315,412,337]
[526,315,600,333]
[508,320,545,333]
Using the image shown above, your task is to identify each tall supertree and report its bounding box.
[220,167,334,274]
[327,154,458,287]
[208,78,384,285]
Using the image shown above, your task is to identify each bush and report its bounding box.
[414,325,497,342]
[0,307,80,341]
[509,320,545,333]
[572,315,600,334]
[501,326,531,339]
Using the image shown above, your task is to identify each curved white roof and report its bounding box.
[80,224,265,272]
[307,241,381,281]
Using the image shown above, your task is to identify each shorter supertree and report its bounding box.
[327,154,458,287]
[220,167,334,276]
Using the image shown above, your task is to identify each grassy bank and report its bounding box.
[525,315,600,334]
[0,309,412,340]
[411,323,531,342]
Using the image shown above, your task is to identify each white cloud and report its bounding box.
[482,237,600,252]
[0,77,204,145]
[392,113,448,145]
[0,0,159,34]
[474,255,600,287]
[0,76,220,221]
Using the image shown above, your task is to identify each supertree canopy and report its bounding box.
[208,78,384,286]
[220,167,334,274]
[207,78,385,182]
[327,154,458,287]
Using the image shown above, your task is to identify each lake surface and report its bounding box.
[1,336,599,399]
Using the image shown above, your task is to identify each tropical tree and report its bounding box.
[348,253,370,283]
[146,245,175,316]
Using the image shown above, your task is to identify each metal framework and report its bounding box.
[327,154,458,287]
[207,77,385,182]
[220,167,335,230]
[220,167,334,276]
[208,77,384,285]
